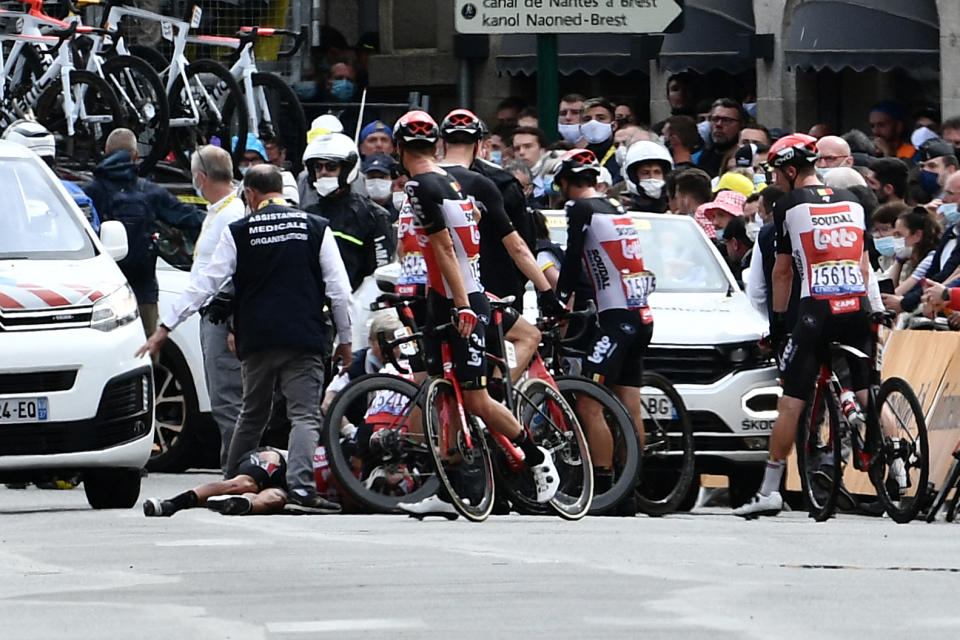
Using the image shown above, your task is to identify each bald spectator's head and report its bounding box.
[816,136,853,168]
[823,167,866,189]
[105,128,139,161]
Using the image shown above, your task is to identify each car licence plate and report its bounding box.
[641,389,677,420]
[0,397,48,423]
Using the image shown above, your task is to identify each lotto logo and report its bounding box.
[587,336,616,364]
[813,227,858,250]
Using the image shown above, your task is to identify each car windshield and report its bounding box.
[0,159,96,260]
[546,210,730,293]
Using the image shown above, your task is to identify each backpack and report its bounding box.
[101,180,157,285]
[472,159,538,253]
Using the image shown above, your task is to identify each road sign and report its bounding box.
[455,0,683,35]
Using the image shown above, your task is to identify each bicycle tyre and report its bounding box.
[554,376,640,515]
[34,69,123,172]
[925,457,960,523]
[127,44,168,74]
[250,72,307,174]
[322,373,438,514]
[637,372,696,515]
[424,377,495,522]
[166,58,248,172]
[795,386,841,522]
[101,55,170,175]
[870,376,929,523]
[502,378,593,519]
[4,41,45,96]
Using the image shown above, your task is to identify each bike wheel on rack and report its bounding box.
[637,372,695,515]
[101,55,169,175]
[3,41,45,96]
[322,373,438,514]
[554,376,640,515]
[795,386,841,521]
[870,377,929,523]
[127,44,169,74]
[503,378,593,519]
[926,457,960,523]
[250,72,307,174]
[166,59,248,172]
[424,377,495,522]
[34,70,123,172]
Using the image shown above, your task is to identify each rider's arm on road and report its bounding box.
[744,240,766,314]
[320,226,353,344]
[161,226,237,331]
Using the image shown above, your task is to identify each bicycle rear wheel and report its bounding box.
[250,72,307,174]
[637,372,695,515]
[424,378,495,522]
[101,55,169,175]
[322,373,438,514]
[555,376,640,515]
[870,377,929,523]
[926,457,960,523]
[34,70,123,172]
[502,378,592,519]
[795,385,841,521]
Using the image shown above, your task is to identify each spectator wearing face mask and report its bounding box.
[889,205,941,291]
[557,93,585,144]
[917,138,958,205]
[621,140,673,213]
[233,133,299,205]
[579,97,620,178]
[701,189,746,242]
[362,153,401,221]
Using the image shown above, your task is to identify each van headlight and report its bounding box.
[90,285,139,331]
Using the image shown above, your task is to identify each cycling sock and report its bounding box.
[513,430,545,466]
[760,460,785,496]
[594,467,613,494]
[169,490,199,512]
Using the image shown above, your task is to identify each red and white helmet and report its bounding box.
[767,133,819,169]
[393,110,439,146]
[556,148,601,179]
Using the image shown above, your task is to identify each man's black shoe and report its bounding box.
[284,492,342,515]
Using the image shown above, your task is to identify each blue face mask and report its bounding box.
[873,235,896,256]
[920,170,940,196]
[939,201,960,226]
[715,227,725,240]
[330,78,354,101]
[489,150,502,166]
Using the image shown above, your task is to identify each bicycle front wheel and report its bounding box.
[506,378,593,520]
[35,70,123,172]
[101,55,170,175]
[637,372,696,515]
[795,386,841,522]
[250,72,307,174]
[555,376,640,515]
[424,378,495,522]
[322,373,438,514]
[870,377,929,523]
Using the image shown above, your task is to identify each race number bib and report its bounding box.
[623,271,656,308]
[810,260,865,298]
[467,256,482,286]
[399,253,427,283]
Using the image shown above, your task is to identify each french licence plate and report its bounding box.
[0,397,48,423]
[641,389,677,420]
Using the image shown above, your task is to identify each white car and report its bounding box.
[0,141,153,508]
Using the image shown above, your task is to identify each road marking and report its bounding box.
[154,538,254,547]
[266,619,425,633]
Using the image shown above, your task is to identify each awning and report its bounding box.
[496,34,648,77]
[658,0,756,74]
[784,0,939,72]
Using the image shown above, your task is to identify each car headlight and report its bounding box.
[90,284,139,331]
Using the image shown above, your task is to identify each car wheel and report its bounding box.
[148,342,204,472]
[83,468,141,509]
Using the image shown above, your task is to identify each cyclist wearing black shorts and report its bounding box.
[438,108,564,387]
[143,447,288,517]
[391,111,559,518]
[735,134,874,518]
[555,149,655,504]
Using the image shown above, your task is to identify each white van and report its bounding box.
[0,141,153,508]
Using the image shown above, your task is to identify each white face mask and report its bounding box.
[191,174,204,199]
[894,237,911,259]
[639,178,665,199]
[558,122,582,144]
[581,120,613,145]
[392,190,407,213]
[315,176,340,198]
[366,178,392,202]
[614,145,627,169]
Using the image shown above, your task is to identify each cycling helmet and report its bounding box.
[440,108,483,143]
[393,110,439,147]
[622,140,673,194]
[556,148,601,179]
[2,119,55,158]
[302,132,360,189]
[767,133,819,169]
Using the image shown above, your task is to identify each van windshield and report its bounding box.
[0,159,96,260]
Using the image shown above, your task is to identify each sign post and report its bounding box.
[454,1,684,140]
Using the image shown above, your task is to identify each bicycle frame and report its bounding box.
[186,35,263,135]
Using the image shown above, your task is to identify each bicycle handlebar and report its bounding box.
[236,25,307,58]
[538,300,598,346]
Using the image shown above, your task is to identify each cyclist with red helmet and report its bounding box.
[734,133,874,518]
[555,148,655,514]
[393,111,559,518]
